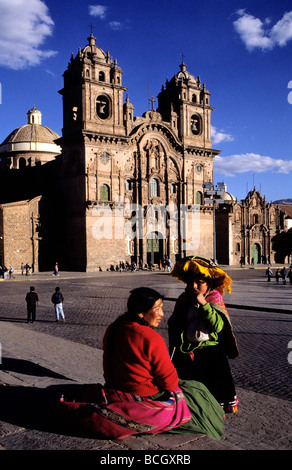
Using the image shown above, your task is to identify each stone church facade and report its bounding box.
[55,34,220,271]
[0,34,220,272]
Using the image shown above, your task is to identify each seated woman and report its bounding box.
[61,287,224,440]
[168,256,239,414]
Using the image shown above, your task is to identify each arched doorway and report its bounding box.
[146,231,164,265]
[251,243,261,264]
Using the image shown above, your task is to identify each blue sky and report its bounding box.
[0,0,292,202]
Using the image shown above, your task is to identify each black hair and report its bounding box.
[127,287,163,316]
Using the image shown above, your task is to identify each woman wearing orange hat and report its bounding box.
[168,256,239,414]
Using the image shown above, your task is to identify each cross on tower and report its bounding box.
[149,96,156,111]
[180,52,186,63]
[89,23,96,35]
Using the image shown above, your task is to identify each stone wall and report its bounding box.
[0,197,41,272]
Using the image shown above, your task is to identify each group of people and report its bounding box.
[0,265,15,279]
[266,266,292,284]
[21,263,33,276]
[102,257,173,273]
[25,286,65,323]
[61,256,239,442]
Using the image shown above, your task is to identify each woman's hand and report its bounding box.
[195,291,207,306]
[186,278,209,306]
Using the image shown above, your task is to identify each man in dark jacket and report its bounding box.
[25,286,39,323]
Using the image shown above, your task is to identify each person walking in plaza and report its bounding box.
[53,262,59,276]
[288,268,292,285]
[51,286,65,322]
[280,267,287,285]
[8,266,15,279]
[168,256,239,414]
[266,266,273,282]
[25,286,39,323]
[275,268,281,284]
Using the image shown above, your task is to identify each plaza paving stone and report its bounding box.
[0,265,291,457]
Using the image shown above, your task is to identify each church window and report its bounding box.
[125,179,131,191]
[150,178,159,197]
[236,243,240,252]
[19,157,26,169]
[96,95,110,119]
[100,184,110,201]
[170,183,176,194]
[195,191,203,205]
[191,114,201,135]
[99,71,105,81]
[192,94,197,103]
[86,69,90,77]
[253,214,259,224]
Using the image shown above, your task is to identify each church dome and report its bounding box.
[176,62,198,85]
[0,107,61,169]
[81,34,108,61]
[223,192,236,202]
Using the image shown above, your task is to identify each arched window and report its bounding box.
[99,71,105,81]
[170,183,176,194]
[125,179,131,191]
[192,94,197,103]
[100,184,110,201]
[150,178,159,197]
[191,114,201,135]
[195,191,203,205]
[19,157,26,169]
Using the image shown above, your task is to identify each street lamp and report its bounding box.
[203,182,225,262]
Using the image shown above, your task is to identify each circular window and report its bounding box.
[100,152,110,164]
[96,95,111,120]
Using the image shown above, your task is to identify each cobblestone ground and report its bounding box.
[1,268,291,402]
[0,267,292,451]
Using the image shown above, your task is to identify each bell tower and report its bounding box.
[59,34,127,140]
[157,61,213,149]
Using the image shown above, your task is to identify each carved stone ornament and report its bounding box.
[100,152,110,164]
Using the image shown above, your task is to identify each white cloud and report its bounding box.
[233,9,292,51]
[214,153,292,177]
[89,5,126,31]
[88,5,108,19]
[270,11,292,46]
[211,126,234,145]
[0,0,57,70]
[109,21,123,31]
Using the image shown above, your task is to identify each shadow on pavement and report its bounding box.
[1,357,72,380]
[0,383,97,438]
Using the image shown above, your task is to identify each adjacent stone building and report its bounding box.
[216,188,286,265]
